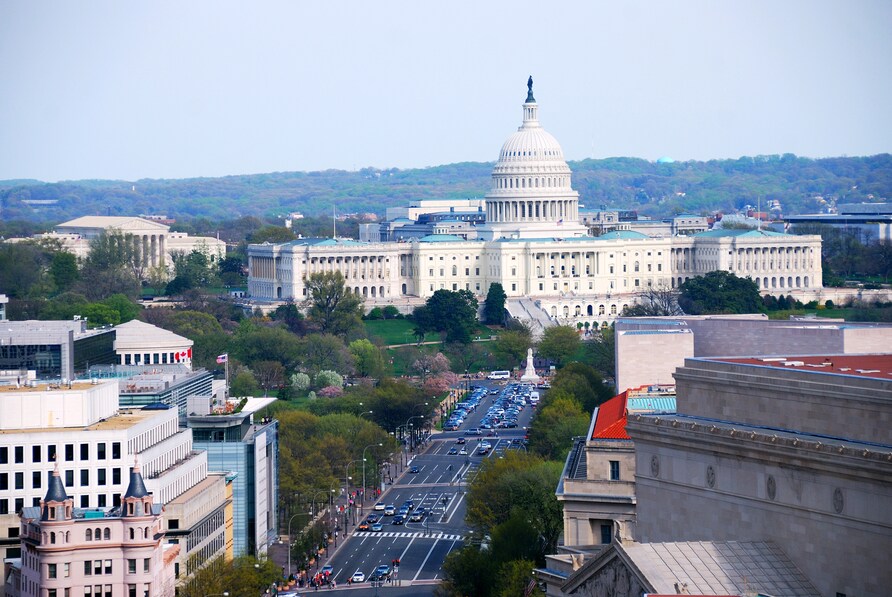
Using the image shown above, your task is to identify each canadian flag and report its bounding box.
[174,348,193,362]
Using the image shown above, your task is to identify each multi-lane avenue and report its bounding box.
[316,380,538,592]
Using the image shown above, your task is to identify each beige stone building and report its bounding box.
[626,354,892,597]
[614,314,892,392]
[557,385,675,549]
[15,216,226,275]
[543,353,892,596]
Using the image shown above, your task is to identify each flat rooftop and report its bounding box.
[0,380,96,394]
[713,354,892,381]
[0,408,159,435]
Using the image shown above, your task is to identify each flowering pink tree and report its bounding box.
[317,385,343,398]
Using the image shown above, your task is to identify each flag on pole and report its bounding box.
[557,218,564,226]
[216,354,229,364]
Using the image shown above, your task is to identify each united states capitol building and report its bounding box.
[248,81,822,328]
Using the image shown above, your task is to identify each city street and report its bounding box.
[304,380,536,591]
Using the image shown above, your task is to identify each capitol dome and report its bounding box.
[477,78,585,241]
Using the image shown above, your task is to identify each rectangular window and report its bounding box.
[105,586,112,597]
[49,590,57,597]
[14,498,23,512]
[609,461,620,481]
[33,445,41,463]
[80,495,89,508]
[85,588,92,597]
[65,444,74,461]
[98,494,107,507]
[143,558,150,572]
[98,469,106,485]
[601,524,612,544]
[8,527,18,539]
[112,468,121,484]
[15,472,23,490]
[48,563,57,578]
[48,445,57,462]
[65,470,74,487]
[0,447,6,464]
[80,444,89,460]
[128,559,136,574]
[64,562,70,577]
[81,470,89,486]
[97,443,106,460]
[112,443,121,459]
[32,471,41,489]
[104,560,112,574]
[475,268,479,275]
[128,586,137,597]
[15,446,23,463]
[0,473,6,490]
[85,561,92,576]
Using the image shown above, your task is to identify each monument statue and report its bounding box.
[526,75,535,103]
[520,347,540,383]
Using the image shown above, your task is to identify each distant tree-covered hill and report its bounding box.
[2,154,890,228]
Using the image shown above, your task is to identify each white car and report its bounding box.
[351,570,365,583]
[459,448,468,455]
[374,503,385,511]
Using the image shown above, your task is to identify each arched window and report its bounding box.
[610,304,617,315]
[86,528,92,541]
[599,304,605,315]
[95,528,101,540]
[130,528,135,540]
[50,532,56,544]
[103,528,110,540]
[634,261,640,272]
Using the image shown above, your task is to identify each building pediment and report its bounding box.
[57,216,170,234]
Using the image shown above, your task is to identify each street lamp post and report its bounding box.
[404,414,425,452]
[285,512,304,579]
[344,459,363,525]
[361,443,383,512]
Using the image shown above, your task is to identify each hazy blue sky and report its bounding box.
[1,1,890,182]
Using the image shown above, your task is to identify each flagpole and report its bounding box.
[225,358,230,399]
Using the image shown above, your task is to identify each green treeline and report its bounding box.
[2,154,890,224]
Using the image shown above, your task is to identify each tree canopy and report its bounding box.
[536,325,580,366]
[413,289,478,344]
[304,271,365,338]
[678,271,762,314]
[483,282,507,325]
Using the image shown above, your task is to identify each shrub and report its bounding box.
[290,372,311,391]
[315,370,344,389]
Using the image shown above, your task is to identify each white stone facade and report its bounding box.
[247,86,822,317]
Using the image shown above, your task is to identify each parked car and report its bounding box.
[448,447,458,455]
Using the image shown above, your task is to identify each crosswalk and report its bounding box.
[353,530,465,541]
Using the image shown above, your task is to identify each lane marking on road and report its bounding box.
[352,531,465,540]
[413,534,441,582]
[445,491,466,525]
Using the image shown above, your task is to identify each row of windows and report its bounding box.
[0,491,123,515]
[494,175,569,189]
[0,442,121,465]
[122,351,188,365]
[0,468,122,493]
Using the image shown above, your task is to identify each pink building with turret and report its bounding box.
[6,461,177,597]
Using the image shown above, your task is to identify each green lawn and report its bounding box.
[364,318,418,346]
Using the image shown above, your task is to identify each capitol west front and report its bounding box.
[248,83,822,325]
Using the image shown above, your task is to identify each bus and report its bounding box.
[487,370,511,380]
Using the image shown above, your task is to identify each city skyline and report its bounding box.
[1,0,891,182]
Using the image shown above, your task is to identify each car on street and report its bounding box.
[321,565,333,576]
[448,447,458,455]
[371,522,383,532]
[374,503,385,511]
[384,505,396,516]
[478,446,489,455]
[392,515,406,525]
[456,437,466,444]
[459,448,468,455]
[464,428,482,435]
[409,509,426,522]
[366,514,379,523]
[370,565,391,581]
[351,570,365,583]
[358,521,370,531]
[409,466,419,473]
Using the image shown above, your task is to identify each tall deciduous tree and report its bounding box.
[621,284,683,316]
[536,325,580,367]
[413,289,478,344]
[348,338,385,378]
[305,271,364,338]
[678,270,761,314]
[483,282,507,325]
